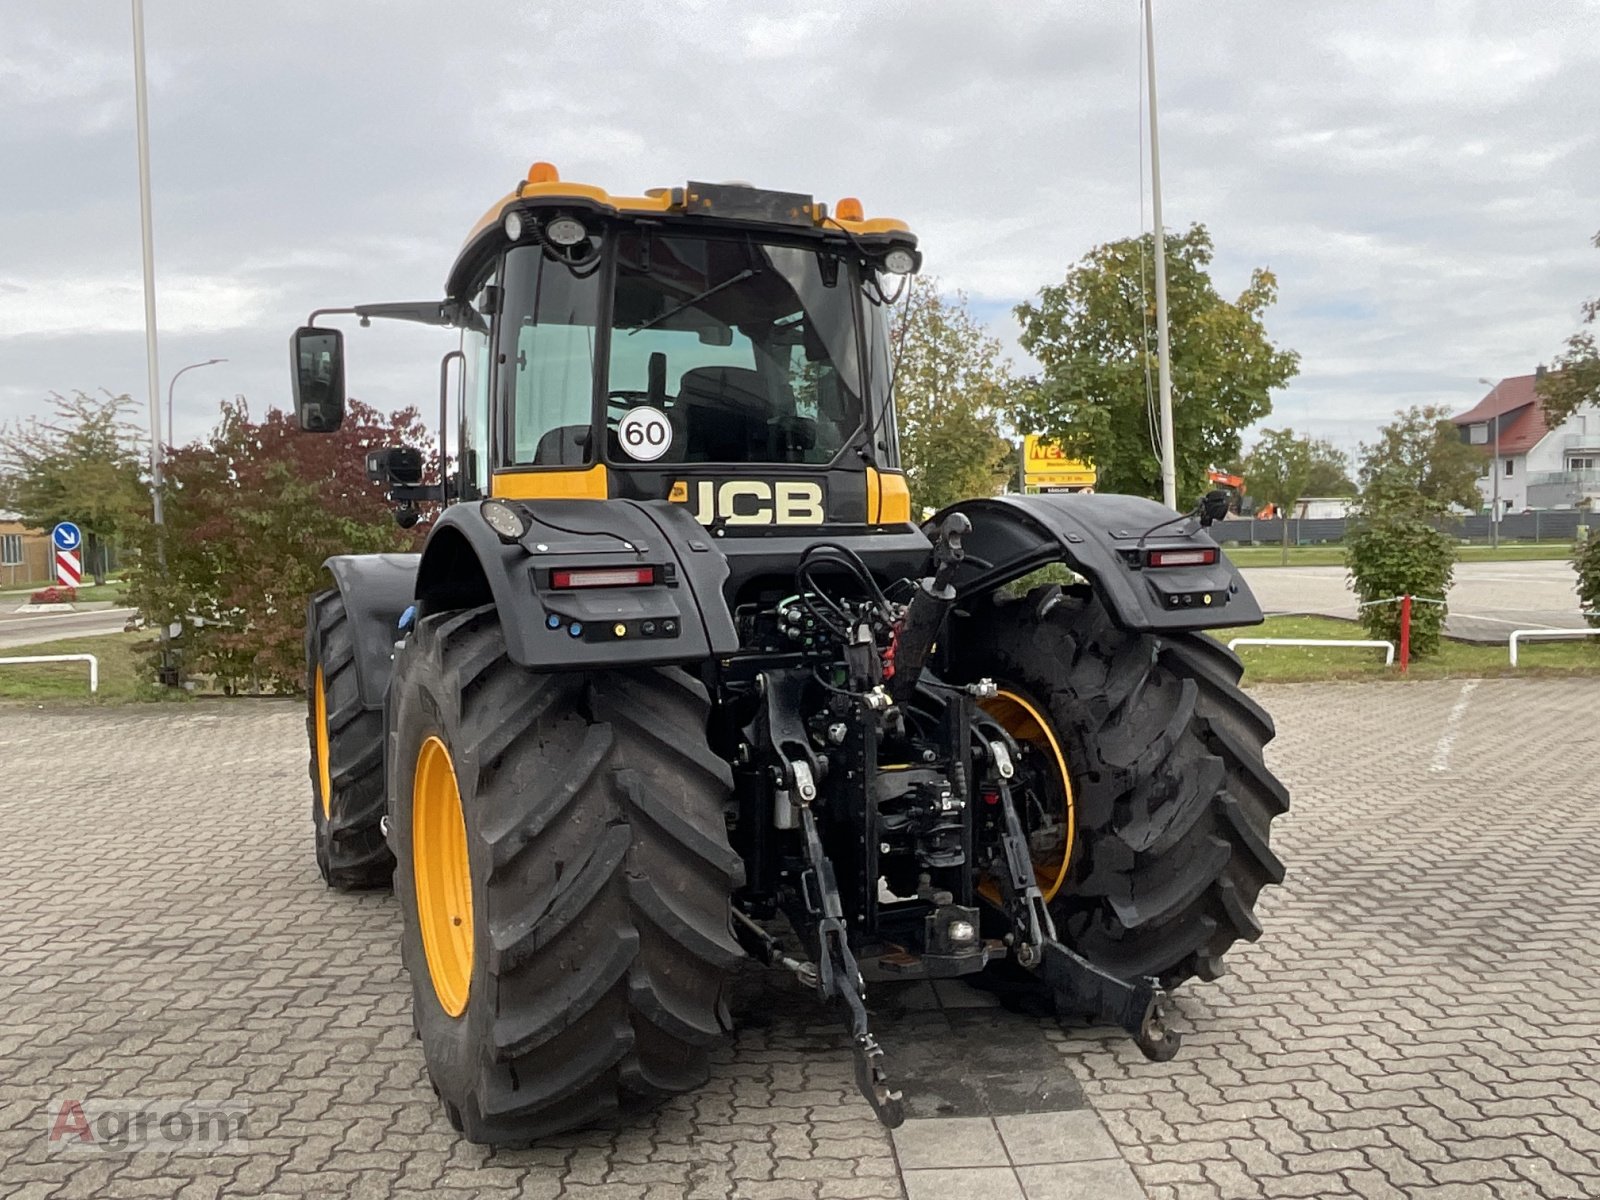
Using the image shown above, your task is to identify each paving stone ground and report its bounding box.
[0,678,1596,1199]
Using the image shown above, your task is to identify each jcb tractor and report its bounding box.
[294,162,1287,1143]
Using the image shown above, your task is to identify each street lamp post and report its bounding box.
[1479,377,1501,549]
[167,358,227,446]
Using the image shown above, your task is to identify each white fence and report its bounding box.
[0,653,99,694]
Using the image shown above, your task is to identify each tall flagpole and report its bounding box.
[1144,0,1178,510]
[132,0,164,524]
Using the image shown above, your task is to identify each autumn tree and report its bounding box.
[125,396,429,691]
[0,390,148,583]
[1014,224,1299,503]
[890,276,1015,514]
[1537,230,1600,426]
[1243,429,1313,564]
[1357,406,1483,513]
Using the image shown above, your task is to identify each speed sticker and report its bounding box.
[617,407,673,461]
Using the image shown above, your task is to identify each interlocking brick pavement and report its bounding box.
[1053,678,1600,1200]
[1,679,1596,1198]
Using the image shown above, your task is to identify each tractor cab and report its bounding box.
[292,164,921,537]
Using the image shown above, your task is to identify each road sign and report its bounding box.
[52,522,82,552]
[1022,435,1097,490]
[55,549,82,589]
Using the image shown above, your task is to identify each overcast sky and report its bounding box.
[3,1,1597,460]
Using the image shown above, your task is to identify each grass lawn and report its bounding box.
[0,632,167,703]
[1222,542,1578,569]
[1217,614,1600,683]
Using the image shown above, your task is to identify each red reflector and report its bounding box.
[550,566,656,589]
[1148,548,1217,568]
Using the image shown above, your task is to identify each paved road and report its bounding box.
[1,682,1597,1198]
[1240,560,1588,642]
[0,607,135,651]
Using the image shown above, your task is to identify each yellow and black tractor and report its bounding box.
[294,162,1288,1142]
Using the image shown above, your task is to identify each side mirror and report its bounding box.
[291,326,346,432]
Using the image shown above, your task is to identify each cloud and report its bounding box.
[1,0,1597,470]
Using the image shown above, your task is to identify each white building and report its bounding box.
[1453,370,1600,512]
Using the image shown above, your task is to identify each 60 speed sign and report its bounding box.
[617,407,673,461]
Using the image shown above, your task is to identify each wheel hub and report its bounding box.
[979,689,1076,902]
[413,735,474,1017]
[313,666,332,819]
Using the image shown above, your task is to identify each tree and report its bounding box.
[1537,230,1600,427]
[1014,223,1299,503]
[1305,438,1356,496]
[1357,405,1483,513]
[0,390,148,583]
[124,396,429,692]
[1243,429,1313,563]
[890,276,1015,514]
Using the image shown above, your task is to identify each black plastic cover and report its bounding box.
[415,499,740,670]
[930,494,1263,633]
[322,553,421,709]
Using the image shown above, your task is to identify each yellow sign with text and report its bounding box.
[1023,435,1097,488]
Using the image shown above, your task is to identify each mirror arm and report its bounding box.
[306,300,465,329]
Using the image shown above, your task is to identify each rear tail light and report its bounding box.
[549,566,657,589]
[1147,548,1217,568]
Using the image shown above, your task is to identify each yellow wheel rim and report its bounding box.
[413,735,474,1018]
[980,689,1077,903]
[313,666,332,819]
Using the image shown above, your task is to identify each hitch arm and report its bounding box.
[796,804,905,1128]
[985,741,1181,1063]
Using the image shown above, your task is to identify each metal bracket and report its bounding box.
[987,760,1181,1063]
[797,804,905,1127]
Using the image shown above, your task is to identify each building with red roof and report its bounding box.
[1453,370,1600,511]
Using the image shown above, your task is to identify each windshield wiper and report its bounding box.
[628,269,757,336]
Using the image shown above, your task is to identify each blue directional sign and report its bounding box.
[52,522,82,552]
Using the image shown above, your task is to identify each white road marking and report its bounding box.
[1430,680,1480,773]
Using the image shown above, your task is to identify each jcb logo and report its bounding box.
[671,480,825,526]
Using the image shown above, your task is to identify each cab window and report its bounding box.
[606,232,864,466]
[497,245,602,467]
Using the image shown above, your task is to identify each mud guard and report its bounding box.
[929,493,1263,633]
[322,553,420,710]
[413,498,739,672]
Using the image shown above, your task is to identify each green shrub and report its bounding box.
[1345,511,1456,658]
[1576,531,1600,628]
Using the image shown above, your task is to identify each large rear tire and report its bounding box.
[951,585,1288,988]
[389,605,744,1144]
[306,588,393,890]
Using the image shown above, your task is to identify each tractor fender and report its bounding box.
[414,499,739,671]
[321,552,421,710]
[930,494,1263,633]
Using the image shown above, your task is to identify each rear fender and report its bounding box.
[930,494,1263,632]
[414,499,739,670]
[322,553,420,710]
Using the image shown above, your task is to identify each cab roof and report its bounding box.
[448,161,916,297]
